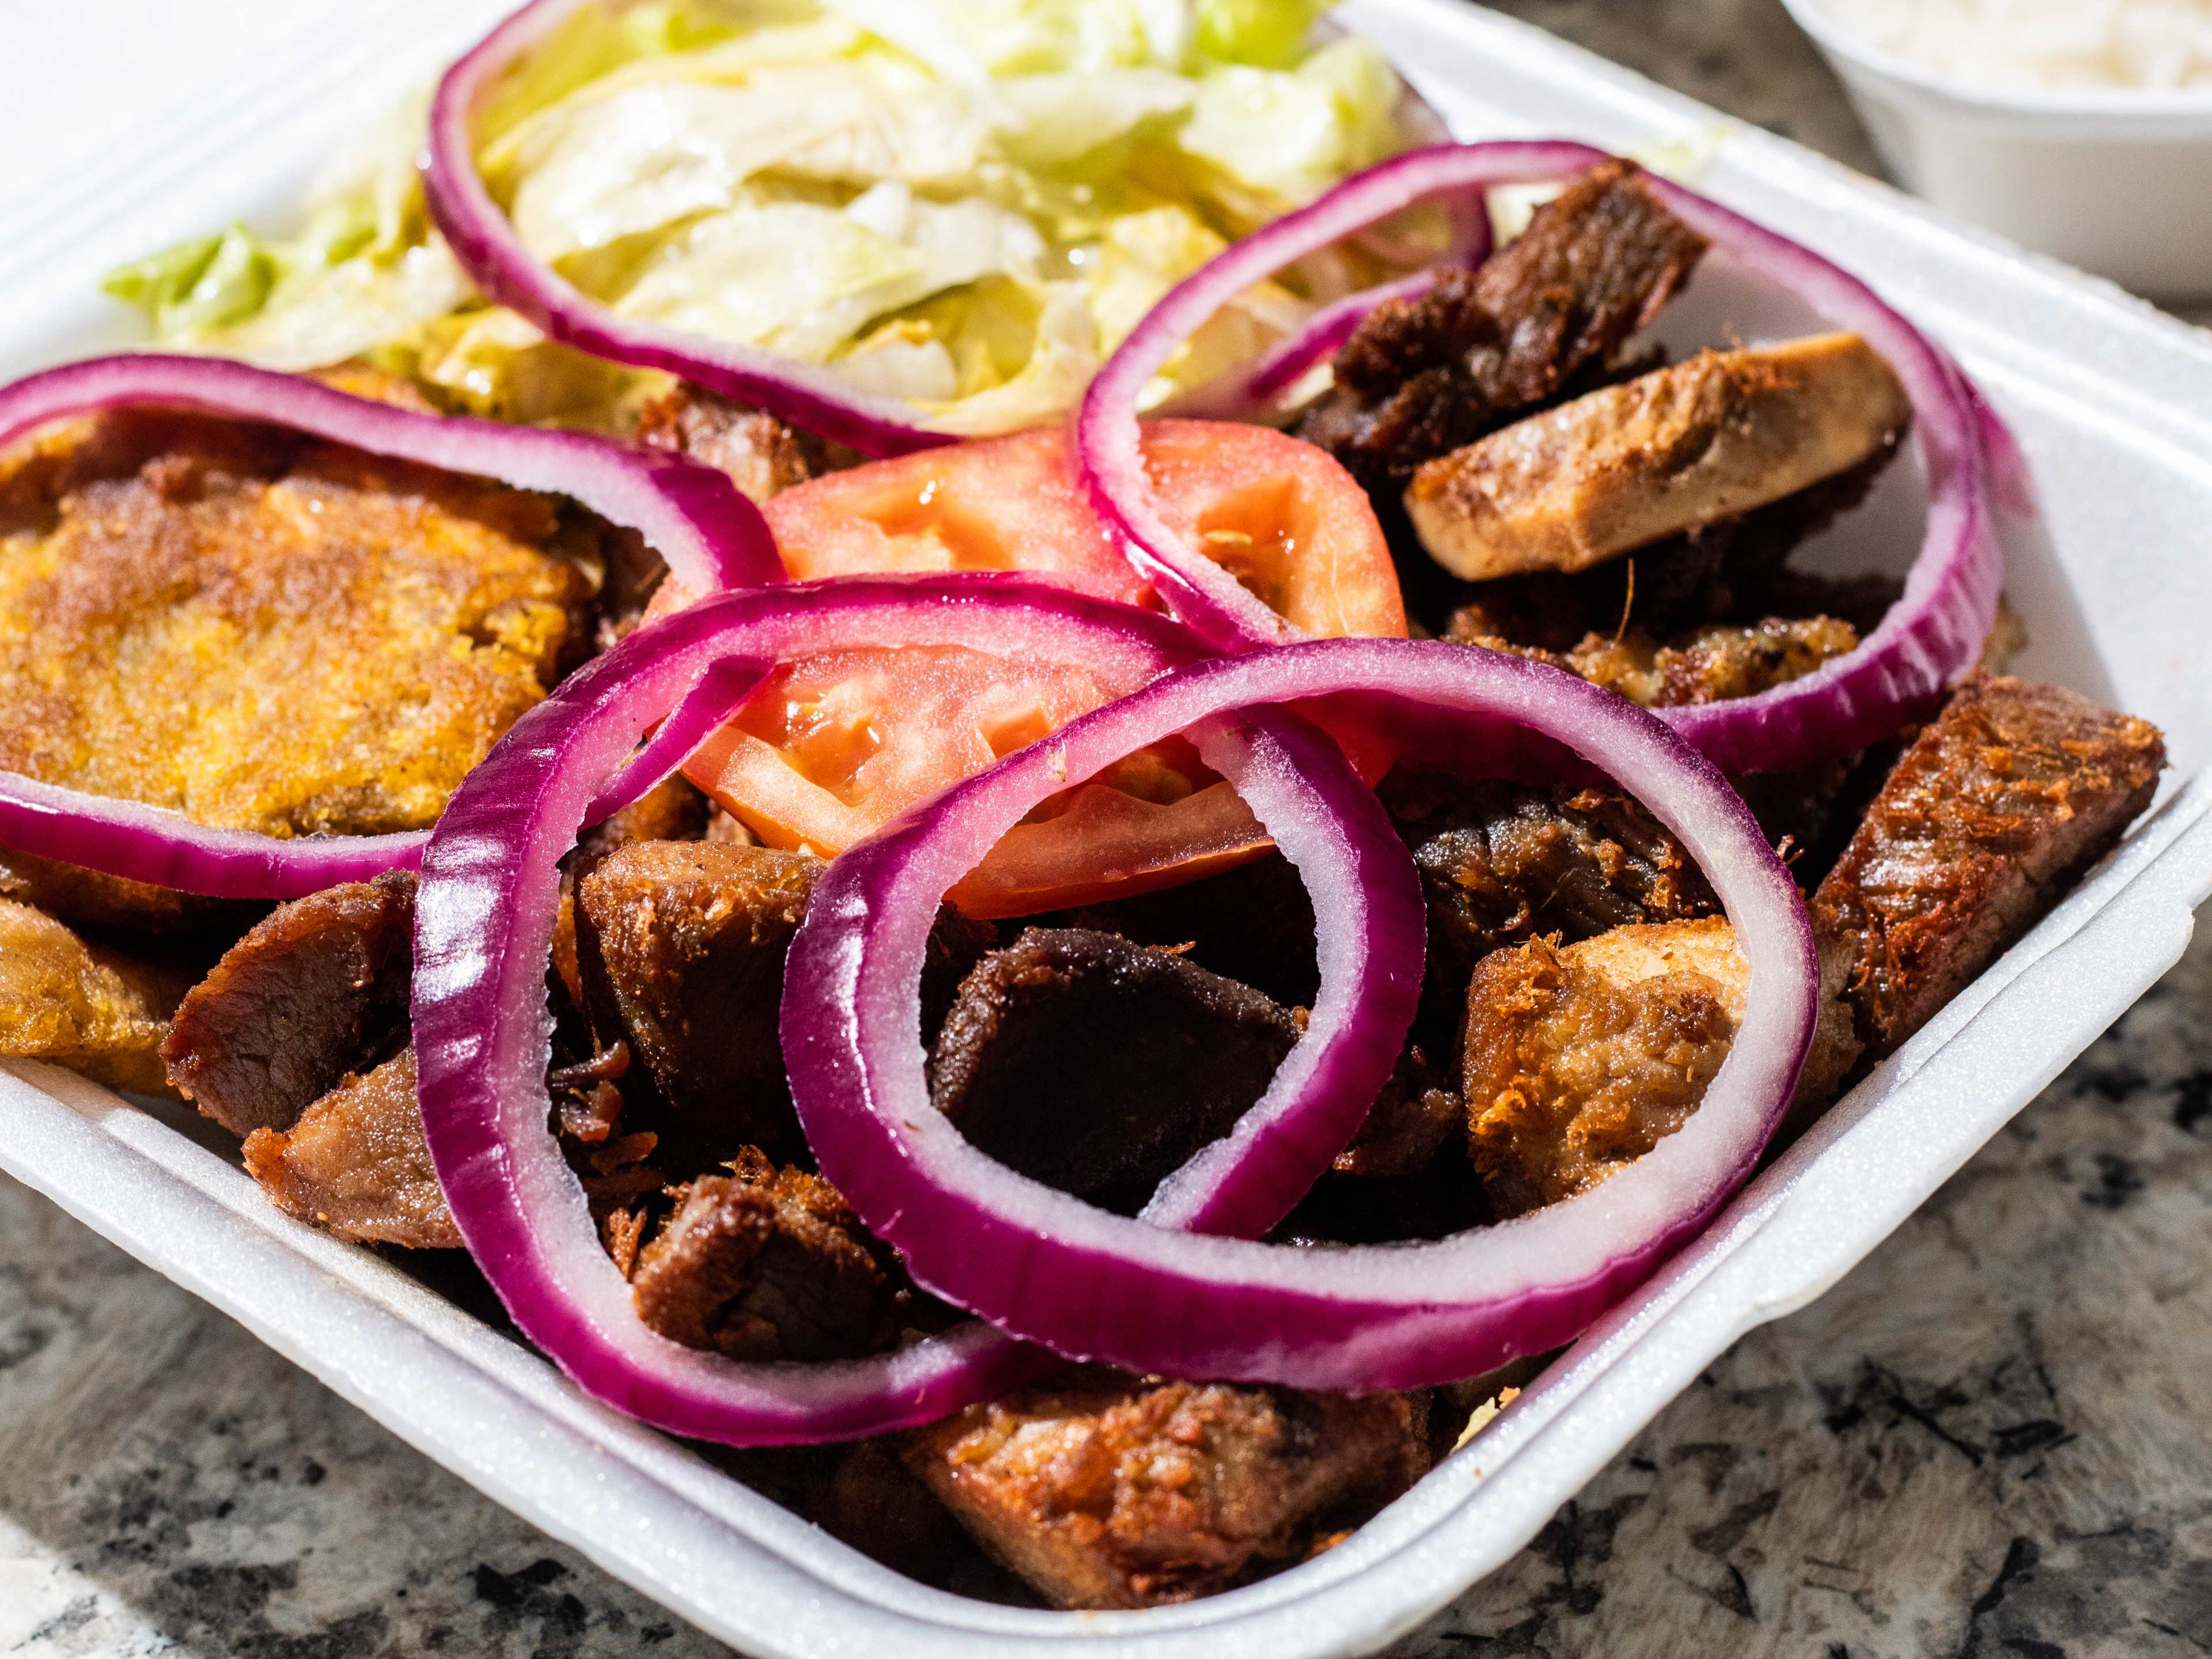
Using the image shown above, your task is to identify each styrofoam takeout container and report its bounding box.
[2,1,2211,1653]
[1777,0,2212,301]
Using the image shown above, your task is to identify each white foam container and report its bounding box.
[2,2,2210,1653]
[1777,0,2212,302]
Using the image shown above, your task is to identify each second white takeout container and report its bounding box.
[1,0,2210,1653]
[1778,0,2212,301]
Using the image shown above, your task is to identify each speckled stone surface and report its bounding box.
[4,5,2208,1656]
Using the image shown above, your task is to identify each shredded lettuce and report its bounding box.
[107,0,1427,435]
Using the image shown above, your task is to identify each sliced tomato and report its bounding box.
[661,419,1404,915]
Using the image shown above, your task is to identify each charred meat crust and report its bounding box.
[929,927,1300,1213]
[901,1371,1429,1609]
[1812,674,2165,1062]
[1383,772,1718,987]
[161,870,416,1138]
[627,1146,904,1363]
[1296,160,1709,492]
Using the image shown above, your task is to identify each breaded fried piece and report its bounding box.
[1464,918,1749,1216]
[634,385,824,505]
[162,871,416,1138]
[576,840,992,1166]
[1559,615,1863,709]
[240,1051,460,1249]
[0,897,173,1092]
[628,1146,901,1362]
[1406,335,1911,581]
[903,1372,1429,1609]
[1813,675,2165,1061]
[1296,161,1708,490]
[929,928,1299,1213]
[0,406,589,926]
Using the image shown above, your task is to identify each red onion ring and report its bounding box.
[1078,141,2003,772]
[1163,270,1441,423]
[0,353,776,900]
[783,636,1819,1390]
[412,575,1425,1442]
[425,0,953,460]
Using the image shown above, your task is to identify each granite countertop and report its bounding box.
[5,3,2210,1655]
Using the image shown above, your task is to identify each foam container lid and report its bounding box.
[1,2,2209,1653]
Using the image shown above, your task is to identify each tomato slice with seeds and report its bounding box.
[657,419,1403,915]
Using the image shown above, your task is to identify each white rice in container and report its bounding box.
[1813,0,2212,92]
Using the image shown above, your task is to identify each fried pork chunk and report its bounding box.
[1813,675,2165,1062]
[1296,160,1708,490]
[903,1372,1429,1609]
[634,385,824,505]
[0,897,176,1092]
[241,1051,459,1249]
[1464,918,1751,1217]
[930,928,1299,1211]
[0,407,591,927]
[1384,772,1718,984]
[1406,334,1911,581]
[576,840,992,1165]
[627,1146,902,1362]
[162,871,415,1138]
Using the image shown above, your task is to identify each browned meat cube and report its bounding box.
[929,928,1299,1212]
[1295,160,1707,491]
[633,386,824,506]
[1465,919,1749,1217]
[162,871,416,1137]
[1406,334,1911,581]
[576,840,992,1165]
[628,1147,901,1362]
[240,1051,460,1249]
[1384,772,1718,984]
[902,1372,1430,1609]
[1813,675,2165,1061]
[0,897,177,1093]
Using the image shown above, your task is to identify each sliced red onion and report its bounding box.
[414,575,1373,1444]
[425,0,953,460]
[1080,141,2005,771]
[0,353,777,900]
[784,637,1819,1390]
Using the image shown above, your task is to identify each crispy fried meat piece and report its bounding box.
[1407,334,1911,582]
[1813,675,2165,1062]
[1464,919,1749,1217]
[1295,161,1707,491]
[0,408,592,927]
[634,386,825,506]
[628,1147,902,1363]
[902,1370,1429,1609]
[1557,615,1863,709]
[1384,772,1718,987]
[240,1051,461,1249]
[0,897,177,1093]
[162,871,415,1137]
[929,928,1300,1213]
[577,840,992,1166]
